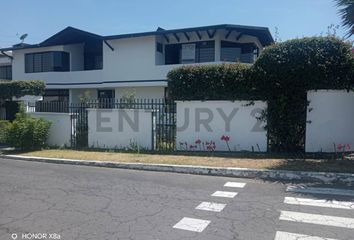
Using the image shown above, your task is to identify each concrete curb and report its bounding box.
[2,154,354,185]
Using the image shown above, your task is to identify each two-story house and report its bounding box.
[0,24,273,103]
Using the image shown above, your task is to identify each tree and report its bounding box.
[336,0,354,37]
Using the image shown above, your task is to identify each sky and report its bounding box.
[0,0,352,48]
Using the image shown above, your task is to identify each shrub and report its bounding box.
[4,108,51,150]
[167,63,261,100]
[252,37,354,152]
[0,120,9,143]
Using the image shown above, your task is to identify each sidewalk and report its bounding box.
[3,154,354,186]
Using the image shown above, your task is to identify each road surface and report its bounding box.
[0,157,353,240]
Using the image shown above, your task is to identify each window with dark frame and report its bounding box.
[220,41,257,63]
[164,40,215,65]
[25,51,70,73]
[98,89,115,108]
[42,89,69,102]
[0,65,12,80]
[156,42,163,53]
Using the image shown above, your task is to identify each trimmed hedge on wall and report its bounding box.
[167,37,354,152]
[0,80,45,100]
[167,64,261,100]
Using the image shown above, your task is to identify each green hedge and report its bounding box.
[0,80,45,100]
[167,64,261,100]
[167,37,354,152]
[252,37,354,152]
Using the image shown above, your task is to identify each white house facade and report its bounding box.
[0,24,273,103]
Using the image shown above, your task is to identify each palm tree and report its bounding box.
[335,0,354,37]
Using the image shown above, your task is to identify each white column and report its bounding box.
[214,34,221,62]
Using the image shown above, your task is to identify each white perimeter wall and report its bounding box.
[176,101,267,152]
[306,90,354,152]
[88,109,153,150]
[30,112,72,147]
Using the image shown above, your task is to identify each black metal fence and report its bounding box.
[35,99,176,151]
[0,102,6,120]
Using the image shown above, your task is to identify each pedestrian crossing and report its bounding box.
[284,196,354,209]
[173,181,246,232]
[275,186,354,240]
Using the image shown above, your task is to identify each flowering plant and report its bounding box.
[221,135,231,151]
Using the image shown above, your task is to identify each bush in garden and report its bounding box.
[0,120,9,143]
[4,107,51,150]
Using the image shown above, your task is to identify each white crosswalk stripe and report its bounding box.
[286,186,354,197]
[279,210,354,229]
[211,191,238,198]
[284,197,354,209]
[196,202,226,212]
[173,217,210,232]
[224,182,246,188]
[274,231,338,240]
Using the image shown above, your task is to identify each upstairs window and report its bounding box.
[165,41,215,65]
[156,42,163,53]
[0,65,12,80]
[25,51,70,73]
[221,41,257,63]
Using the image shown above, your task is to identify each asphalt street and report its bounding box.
[0,157,353,240]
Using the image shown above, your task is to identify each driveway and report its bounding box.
[0,157,353,240]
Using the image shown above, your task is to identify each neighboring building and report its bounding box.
[0,24,273,103]
[0,51,12,80]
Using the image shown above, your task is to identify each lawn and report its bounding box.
[12,149,354,174]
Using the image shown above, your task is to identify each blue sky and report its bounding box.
[0,0,351,47]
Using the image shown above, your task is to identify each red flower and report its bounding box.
[346,144,351,150]
[337,144,343,150]
[221,135,230,142]
[195,139,201,144]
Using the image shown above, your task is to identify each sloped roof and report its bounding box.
[104,24,274,45]
[0,24,273,51]
[0,26,102,51]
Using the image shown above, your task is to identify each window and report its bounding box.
[221,41,257,63]
[165,41,215,65]
[0,65,12,80]
[42,89,69,102]
[196,41,215,63]
[84,40,103,70]
[25,51,70,73]
[156,42,163,53]
[84,53,103,70]
[98,89,115,108]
